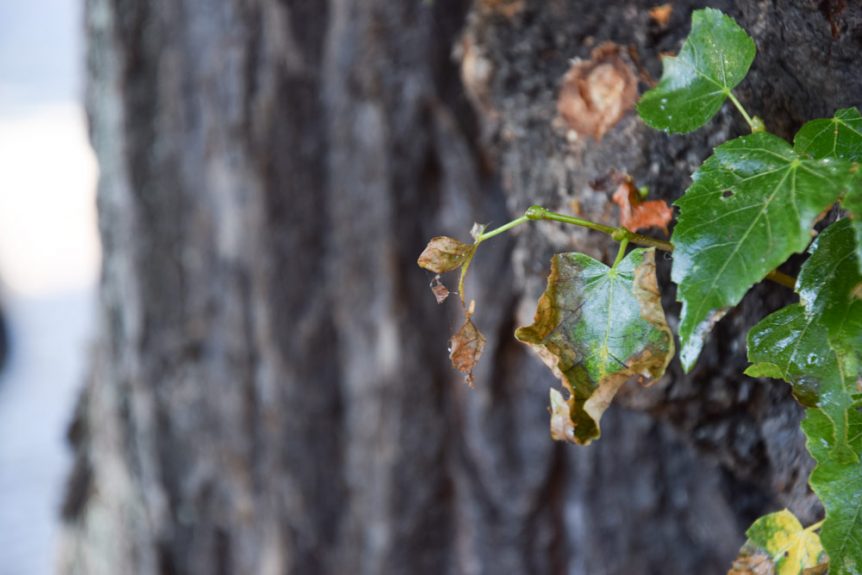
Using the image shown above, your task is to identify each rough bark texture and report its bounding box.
[62,1,862,574]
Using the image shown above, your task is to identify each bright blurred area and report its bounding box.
[0,1,100,574]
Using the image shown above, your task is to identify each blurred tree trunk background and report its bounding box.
[60,1,862,573]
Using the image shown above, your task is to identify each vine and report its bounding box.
[419,9,862,573]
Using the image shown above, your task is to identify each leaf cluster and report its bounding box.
[420,8,862,572]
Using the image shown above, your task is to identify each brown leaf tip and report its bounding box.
[557,42,638,141]
[418,236,473,274]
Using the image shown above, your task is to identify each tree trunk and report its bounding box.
[61,1,862,574]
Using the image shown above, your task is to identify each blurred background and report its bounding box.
[0,1,98,573]
[1,2,858,574]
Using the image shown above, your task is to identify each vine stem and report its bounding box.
[727,90,759,133]
[806,519,825,532]
[475,205,796,289]
[611,237,630,270]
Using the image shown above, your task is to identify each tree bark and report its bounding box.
[61,1,862,574]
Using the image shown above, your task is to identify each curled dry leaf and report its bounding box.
[515,248,674,444]
[557,42,638,140]
[611,175,672,234]
[417,236,474,274]
[430,275,450,304]
[450,315,486,387]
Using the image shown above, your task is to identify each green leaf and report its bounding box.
[795,107,862,162]
[794,107,862,273]
[637,8,755,133]
[515,248,674,445]
[672,132,853,371]
[731,509,827,575]
[842,173,862,274]
[747,220,862,573]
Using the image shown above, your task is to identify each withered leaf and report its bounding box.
[430,275,450,304]
[515,248,674,444]
[557,43,638,140]
[450,316,486,387]
[612,176,672,234]
[418,236,474,274]
[648,4,673,28]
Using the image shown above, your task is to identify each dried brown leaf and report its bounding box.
[450,316,486,387]
[728,548,775,575]
[557,43,638,140]
[479,0,524,18]
[612,176,672,234]
[430,275,450,304]
[417,236,474,274]
[649,3,673,27]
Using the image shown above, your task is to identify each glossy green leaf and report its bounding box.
[747,220,862,573]
[637,8,755,133]
[842,173,862,274]
[795,107,862,162]
[730,509,826,575]
[515,248,673,445]
[794,107,862,274]
[672,132,854,371]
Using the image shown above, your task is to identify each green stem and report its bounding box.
[611,237,630,270]
[476,215,530,242]
[806,519,825,532]
[727,91,757,132]
[464,205,796,289]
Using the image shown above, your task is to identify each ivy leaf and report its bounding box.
[844,178,862,274]
[417,236,474,274]
[730,509,827,575]
[672,132,853,371]
[794,107,862,273]
[515,248,673,445]
[747,220,862,573]
[795,107,862,162]
[637,8,755,133]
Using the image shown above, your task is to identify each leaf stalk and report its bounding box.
[473,205,796,289]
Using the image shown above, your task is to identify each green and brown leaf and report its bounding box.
[515,248,673,445]
[730,510,827,575]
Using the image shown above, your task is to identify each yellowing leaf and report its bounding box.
[733,510,827,575]
[417,236,474,274]
[515,248,673,444]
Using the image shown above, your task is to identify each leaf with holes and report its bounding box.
[515,248,673,445]
[637,8,755,133]
[672,132,854,371]
[747,220,862,573]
